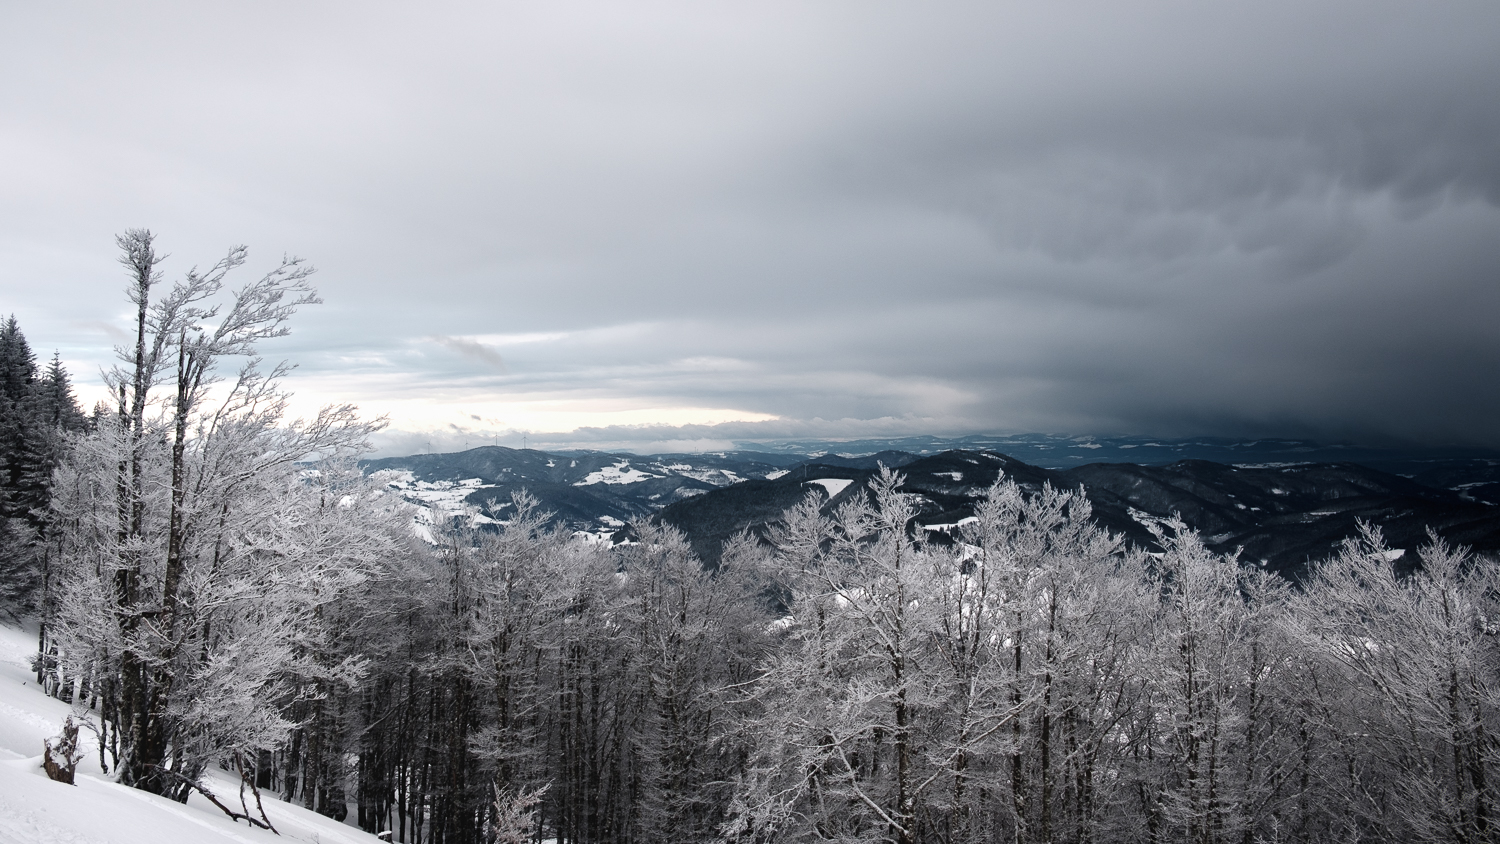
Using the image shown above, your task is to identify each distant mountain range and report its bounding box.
[362,436,1500,578]
[360,447,803,541]
[725,433,1500,475]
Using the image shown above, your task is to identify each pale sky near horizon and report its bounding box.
[3,2,1498,455]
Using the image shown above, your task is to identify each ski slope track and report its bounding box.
[0,623,383,844]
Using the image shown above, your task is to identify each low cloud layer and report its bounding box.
[3,2,1498,453]
[428,336,507,372]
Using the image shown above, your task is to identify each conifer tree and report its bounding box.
[0,315,40,526]
[0,317,84,614]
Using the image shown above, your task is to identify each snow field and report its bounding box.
[805,478,852,499]
[573,461,658,486]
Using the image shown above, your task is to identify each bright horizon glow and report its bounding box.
[75,379,780,437]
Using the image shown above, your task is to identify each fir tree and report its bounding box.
[0,318,86,614]
[0,316,36,402]
[37,352,87,433]
[0,315,38,520]
[0,316,41,611]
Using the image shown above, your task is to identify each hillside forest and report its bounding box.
[5,232,1500,844]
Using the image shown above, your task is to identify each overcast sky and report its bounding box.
[3,2,1498,454]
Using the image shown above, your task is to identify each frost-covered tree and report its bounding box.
[1137,520,1255,844]
[1295,525,1500,843]
[724,468,941,844]
[44,230,384,807]
[726,469,1145,844]
[966,480,1145,844]
[617,518,764,843]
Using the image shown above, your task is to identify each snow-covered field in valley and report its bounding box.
[0,622,383,844]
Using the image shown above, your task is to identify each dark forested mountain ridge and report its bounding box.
[1059,459,1499,577]
[657,449,1500,577]
[654,450,1039,563]
[360,443,1500,577]
[730,432,1500,472]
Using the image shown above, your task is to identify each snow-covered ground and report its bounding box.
[573,461,659,486]
[921,516,978,533]
[805,478,852,499]
[662,465,741,485]
[374,470,504,541]
[573,514,627,544]
[0,622,382,844]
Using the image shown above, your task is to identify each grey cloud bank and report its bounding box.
[2,1,1497,453]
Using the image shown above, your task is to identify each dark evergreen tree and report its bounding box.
[0,315,39,523]
[0,316,58,612]
[0,322,85,524]
[0,316,35,400]
[37,352,87,433]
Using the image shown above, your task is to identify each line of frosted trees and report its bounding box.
[31,231,1500,844]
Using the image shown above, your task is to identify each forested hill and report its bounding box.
[658,450,1500,578]
[699,432,1500,473]
[360,446,803,539]
[363,444,1500,579]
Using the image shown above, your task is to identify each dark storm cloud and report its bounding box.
[1,1,1497,451]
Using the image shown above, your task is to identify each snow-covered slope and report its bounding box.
[0,623,382,844]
